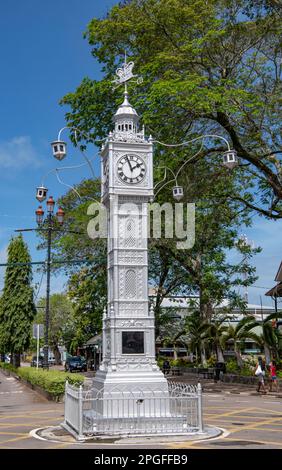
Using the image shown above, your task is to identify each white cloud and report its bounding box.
[0,136,41,170]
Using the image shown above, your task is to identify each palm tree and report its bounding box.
[245,312,282,363]
[222,316,261,367]
[184,312,210,365]
[206,316,229,363]
[159,316,186,360]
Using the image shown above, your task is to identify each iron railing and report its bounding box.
[63,381,203,440]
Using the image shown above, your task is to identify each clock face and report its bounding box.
[117,154,146,184]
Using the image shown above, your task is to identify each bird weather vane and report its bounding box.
[112,52,143,90]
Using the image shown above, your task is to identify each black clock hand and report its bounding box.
[126,156,133,172]
[131,163,141,171]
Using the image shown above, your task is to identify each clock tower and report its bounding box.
[93,65,168,401]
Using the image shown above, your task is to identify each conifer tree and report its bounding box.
[0,235,36,367]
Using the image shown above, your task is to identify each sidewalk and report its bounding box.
[168,375,282,398]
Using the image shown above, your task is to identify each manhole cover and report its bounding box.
[210,440,263,446]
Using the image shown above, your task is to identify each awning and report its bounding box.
[83,334,102,347]
[265,282,282,297]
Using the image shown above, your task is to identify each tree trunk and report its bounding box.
[264,344,271,365]
[173,343,178,361]
[12,353,21,368]
[200,347,207,366]
[234,345,243,368]
[216,345,224,363]
[199,296,213,322]
[52,345,62,365]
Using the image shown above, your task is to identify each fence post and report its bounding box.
[197,382,203,433]
[78,385,83,439]
[64,380,68,426]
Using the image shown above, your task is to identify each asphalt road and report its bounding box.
[1,369,282,449]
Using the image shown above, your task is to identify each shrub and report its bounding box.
[0,362,18,373]
[226,359,239,374]
[0,363,84,398]
[206,355,217,367]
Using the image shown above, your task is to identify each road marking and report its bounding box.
[251,427,282,432]
[0,435,31,445]
[228,415,282,433]
[0,419,62,429]
[0,432,28,436]
[222,437,282,447]
[170,427,229,448]
[0,391,23,394]
[205,407,255,419]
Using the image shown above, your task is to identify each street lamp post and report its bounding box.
[35,196,65,370]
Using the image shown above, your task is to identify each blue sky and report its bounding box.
[0,0,281,309]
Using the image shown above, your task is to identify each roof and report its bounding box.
[151,295,274,311]
[275,262,282,282]
[114,91,138,119]
[84,334,102,347]
[265,282,282,297]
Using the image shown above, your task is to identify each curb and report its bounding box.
[30,424,224,446]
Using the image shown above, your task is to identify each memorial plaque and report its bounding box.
[122,331,144,354]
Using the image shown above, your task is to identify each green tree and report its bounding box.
[184,311,210,364]
[206,316,229,362]
[0,235,36,367]
[222,316,261,367]
[245,312,282,363]
[35,294,74,364]
[62,0,282,219]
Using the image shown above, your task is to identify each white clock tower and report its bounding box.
[93,61,168,401]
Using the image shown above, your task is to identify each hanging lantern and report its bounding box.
[173,186,184,201]
[35,206,44,225]
[51,140,67,161]
[56,207,65,225]
[222,150,238,169]
[46,196,55,214]
[36,185,48,202]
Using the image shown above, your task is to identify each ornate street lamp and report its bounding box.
[56,207,65,225]
[36,185,48,202]
[35,196,65,370]
[153,135,238,201]
[46,196,55,214]
[51,140,67,161]
[35,206,44,226]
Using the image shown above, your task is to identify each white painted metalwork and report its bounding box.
[63,381,203,439]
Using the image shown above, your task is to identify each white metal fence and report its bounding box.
[63,381,203,440]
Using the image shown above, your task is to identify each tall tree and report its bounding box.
[35,294,74,364]
[61,0,282,219]
[0,235,36,367]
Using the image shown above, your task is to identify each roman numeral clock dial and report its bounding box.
[117,154,146,184]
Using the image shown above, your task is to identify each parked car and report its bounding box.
[4,354,11,363]
[65,356,87,373]
[30,356,44,367]
[48,355,56,366]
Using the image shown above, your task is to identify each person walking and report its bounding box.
[269,360,279,393]
[255,356,267,393]
[163,359,171,375]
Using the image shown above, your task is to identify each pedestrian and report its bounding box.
[268,359,279,393]
[163,359,171,375]
[255,356,266,393]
